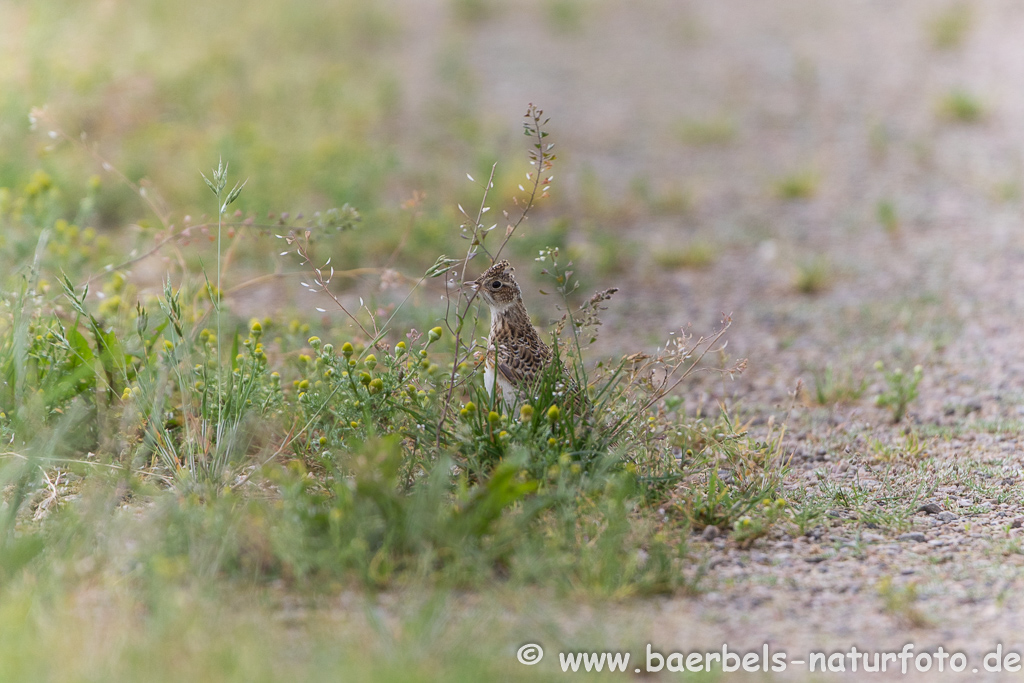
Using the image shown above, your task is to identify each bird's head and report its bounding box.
[469,259,522,311]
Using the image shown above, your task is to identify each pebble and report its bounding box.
[702,525,720,541]
[937,511,958,522]
[917,502,942,515]
[898,532,927,543]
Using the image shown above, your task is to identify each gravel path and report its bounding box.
[391,1,1024,677]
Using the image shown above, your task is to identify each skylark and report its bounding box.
[469,260,575,407]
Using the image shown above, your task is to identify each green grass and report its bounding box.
[2,2,1010,677]
[654,240,717,270]
[928,3,973,51]
[874,361,923,423]
[0,100,793,679]
[5,0,405,217]
[774,170,818,200]
[876,198,900,235]
[794,255,832,294]
[809,365,867,405]
[938,89,984,123]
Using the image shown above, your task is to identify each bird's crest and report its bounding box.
[476,259,514,282]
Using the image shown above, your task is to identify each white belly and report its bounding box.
[483,363,516,406]
[484,364,496,398]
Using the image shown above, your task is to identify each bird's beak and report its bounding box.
[466,280,480,291]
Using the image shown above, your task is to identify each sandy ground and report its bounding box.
[385,1,1024,678]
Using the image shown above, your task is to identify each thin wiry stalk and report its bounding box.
[435,105,555,446]
[201,158,245,481]
[435,162,497,445]
[216,185,223,456]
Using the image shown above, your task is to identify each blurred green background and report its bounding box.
[4,2,1024,679]
[0,0,707,308]
[2,0,1017,359]
[1,0,586,270]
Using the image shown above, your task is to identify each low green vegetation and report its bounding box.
[654,239,718,270]
[810,365,868,405]
[774,170,818,200]
[874,361,924,423]
[876,198,900,236]
[938,89,984,123]
[927,3,973,51]
[0,108,798,678]
[794,255,832,294]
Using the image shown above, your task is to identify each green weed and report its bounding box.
[877,576,930,627]
[794,256,832,294]
[0,108,764,599]
[654,240,717,270]
[939,90,984,123]
[876,199,900,236]
[928,3,973,50]
[810,366,867,405]
[874,361,923,423]
[774,171,818,200]
[0,100,814,681]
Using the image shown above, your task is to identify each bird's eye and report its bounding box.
[490,281,502,289]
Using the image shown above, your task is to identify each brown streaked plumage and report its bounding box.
[469,260,571,406]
